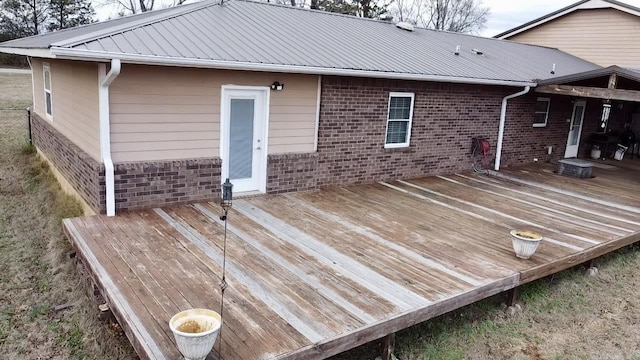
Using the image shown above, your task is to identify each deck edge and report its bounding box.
[520,231,640,283]
[273,274,519,360]
[62,217,165,360]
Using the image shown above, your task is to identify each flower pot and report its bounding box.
[510,230,543,259]
[169,309,222,360]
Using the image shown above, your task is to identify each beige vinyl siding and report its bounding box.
[509,9,640,67]
[109,65,318,162]
[31,58,101,161]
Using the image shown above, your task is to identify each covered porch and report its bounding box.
[63,164,640,360]
[535,66,640,160]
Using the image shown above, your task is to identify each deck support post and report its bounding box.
[582,258,596,269]
[506,287,518,307]
[381,333,396,360]
[583,258,599,276]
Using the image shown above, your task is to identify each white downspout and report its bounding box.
[98,59,121,216]
[495,86,531,171]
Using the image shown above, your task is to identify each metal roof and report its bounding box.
[495,0,640,39]
[0,0,600,86]
[537,65,640,86]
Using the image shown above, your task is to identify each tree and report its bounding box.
[47,0,95,31]
[273,0,390,18]
[423,0,489,33]
[0,0,48,36]
[101,0,155,14]
[353,0,390,18]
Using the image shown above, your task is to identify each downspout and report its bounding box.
[98,59,121,216]
[495,86,531,171]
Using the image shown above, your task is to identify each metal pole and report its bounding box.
[26,108,32,144]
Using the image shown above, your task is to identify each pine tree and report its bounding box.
[47,0,95,31]
[0,0,48,37]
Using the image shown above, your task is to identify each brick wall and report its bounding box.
[111,159,221,211]
[267,153,318,193]
[31,112,103,211]
[316,76,568,187]
[32,112,222,213]
[502,95,573,165]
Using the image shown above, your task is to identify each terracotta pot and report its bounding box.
[510,230,543,259]
[169,309,222,360]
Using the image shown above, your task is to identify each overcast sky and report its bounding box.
[94,0,640,38]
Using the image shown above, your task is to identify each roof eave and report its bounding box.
[50,47,537,88]
[537,65,640,86]
[495,0,640,39]
[0,47,54,58]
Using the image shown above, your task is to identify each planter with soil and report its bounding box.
[169,308,222,360]
[510,230,543,259]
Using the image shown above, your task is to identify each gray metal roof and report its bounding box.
[537,65,640,86]
[0,0,600,85]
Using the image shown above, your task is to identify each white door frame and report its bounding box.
[220,85,270,194]
[564,100,586,158]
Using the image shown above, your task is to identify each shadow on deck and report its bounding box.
[63,164,640,360]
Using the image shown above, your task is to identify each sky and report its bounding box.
[94,0,640,38]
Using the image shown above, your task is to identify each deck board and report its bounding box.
[63,165,640,360]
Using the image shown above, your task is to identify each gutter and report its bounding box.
[50,47,537,88]
[98,59,121,217]
[494,86,530,171]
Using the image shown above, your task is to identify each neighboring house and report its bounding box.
[0,0,622,217]
[495,0,640,67]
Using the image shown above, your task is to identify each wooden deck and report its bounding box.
[63,165,640,360]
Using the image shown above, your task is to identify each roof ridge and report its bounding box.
[232,0,401,25]
[233,0,536,42]
[53,0,220,48]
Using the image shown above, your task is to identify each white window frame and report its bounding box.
[385,92,415,148]
[533,97,550,128]
[43,63,53,120]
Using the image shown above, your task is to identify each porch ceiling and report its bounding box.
[63,164,640,360]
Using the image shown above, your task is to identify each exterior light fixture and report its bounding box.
[270,81,284,91]
[220,178,233,220]
[217,177,233,357]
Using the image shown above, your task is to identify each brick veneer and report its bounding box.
[31,112,222,213]
[267,153,318,193]
[501,94,573,165]
[315,76,571,187]
[31,112,104,211]
[34,75,599,210]
[110,159,221,211]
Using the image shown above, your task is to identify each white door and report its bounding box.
[564,100,586,158]
[221,87,269,194]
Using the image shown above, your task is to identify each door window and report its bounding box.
[229,98,255,180]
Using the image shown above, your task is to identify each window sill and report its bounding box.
[384,145,413,153]
[532,124,547,128]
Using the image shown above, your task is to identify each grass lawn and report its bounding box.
[1,72,640,360]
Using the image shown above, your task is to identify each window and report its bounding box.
[385,92,414,148]
[43,63,52,119]
[533,97,550,127]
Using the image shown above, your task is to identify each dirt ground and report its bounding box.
[1,73,640,360]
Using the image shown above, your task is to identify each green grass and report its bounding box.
[0,73,136,359]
